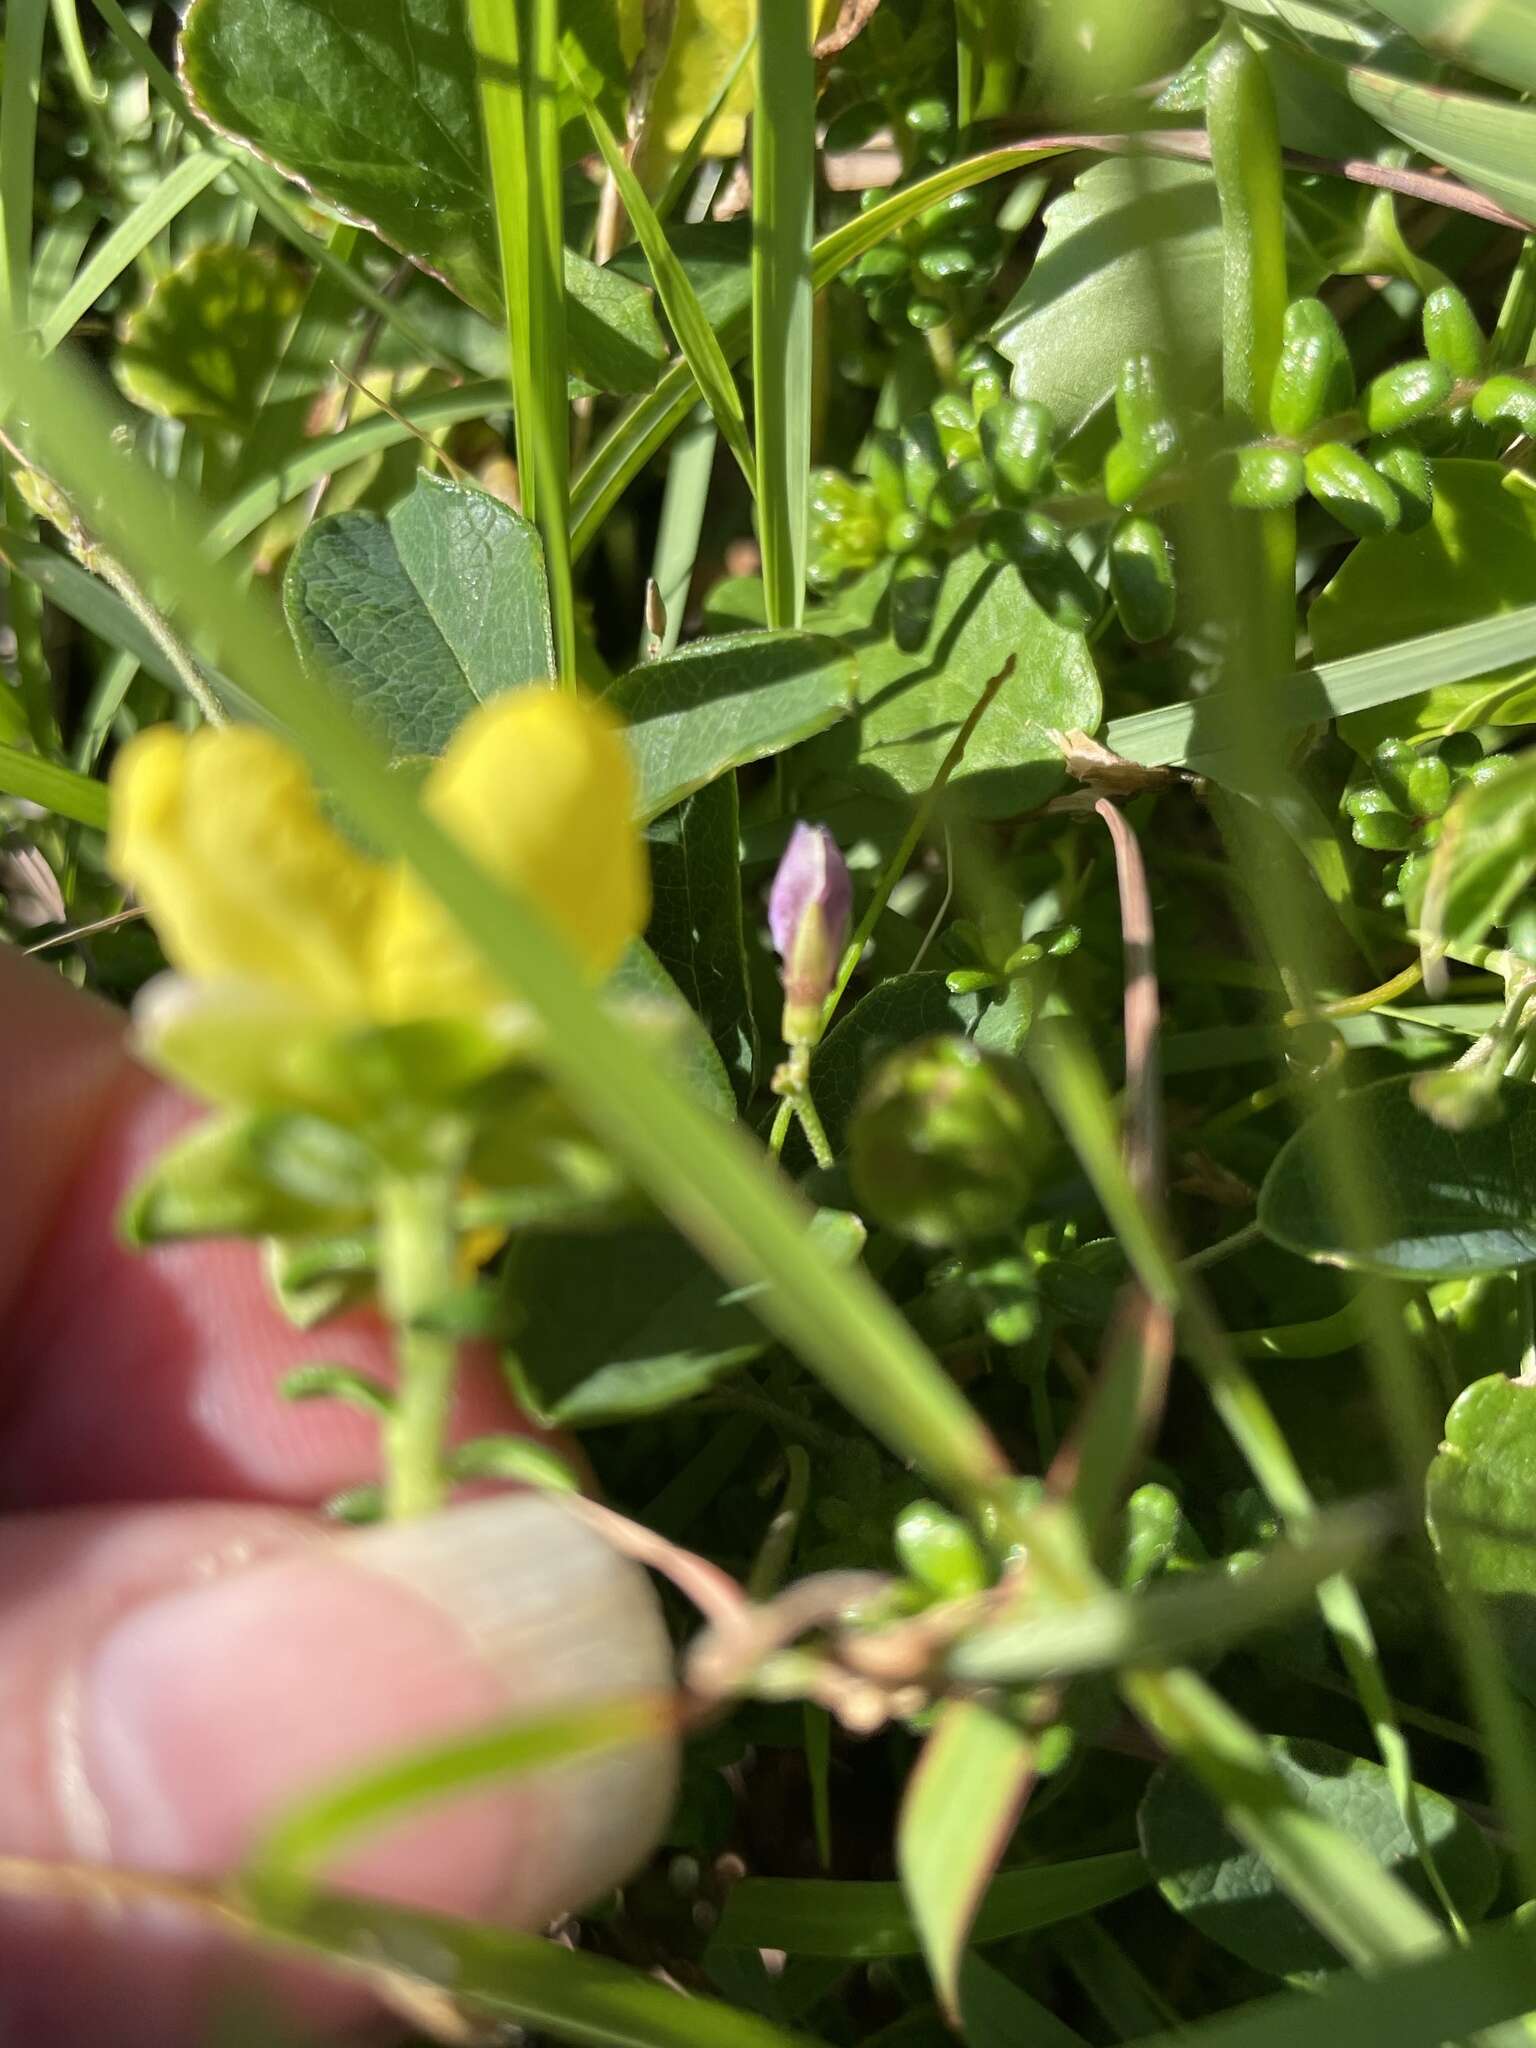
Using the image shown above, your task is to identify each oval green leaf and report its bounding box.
[284,474,556,759]
[1139,1735,1498,1981]
[1259,1075,1536,1278]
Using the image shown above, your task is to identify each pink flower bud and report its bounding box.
[769,823,852,1044]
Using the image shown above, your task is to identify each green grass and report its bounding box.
[9,3,1536,2042]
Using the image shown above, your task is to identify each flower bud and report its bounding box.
[769,823,853,1045]
[850,1035,1045,1246]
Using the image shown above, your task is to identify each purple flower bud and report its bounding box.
[769,822,852,1043]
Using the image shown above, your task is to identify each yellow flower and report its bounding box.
[109,688,649,1036]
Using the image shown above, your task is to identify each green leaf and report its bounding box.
[1259,1076,1536,1279]
[467,0,575,680]
[0,737,107,828]
[604,631,856,822]
[179,0,667,391]
[1139,1735,1498,1981]
[1311,464,1536,753]
[7,309,1013,1551]
[284,474,555,758]
[1367,0,1536,94]
[948,1510,1384,1684]
[806,973,985,1159]
[122,1110,377,1246]
[897,1700,1035,2019]
[1428,1373,1536,1708]
[753,0,815,626]
[608,938,738,1120]
[259,1886,821,2048]
[994,157,1224,436]
[248,1693,669,1890]
[116,244,303,430]
[712,1849,1148,1960]
[959,1957,1092,2048]
[1107,601,1536,773]
[608,220,754,342]
[570,65,755,495]
[646,775,759,1104]
[39,150,229,356]
[504,1206,866,1427]
[804,553,1101,819]
[1346,61,1536,228]
[1122,1913,1536,2048]
[1426,746,1536,957]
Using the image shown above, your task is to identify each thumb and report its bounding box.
[0,1491,677,2042]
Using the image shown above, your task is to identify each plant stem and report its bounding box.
[1206,28,1294,678]
[1492,234,1536,368]
[791,1086,834,1170]
[379,1170,460,1521]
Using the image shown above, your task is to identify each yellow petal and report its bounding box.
[109,725,381,1012]
[374,687,648,1016]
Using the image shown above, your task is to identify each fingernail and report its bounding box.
[79,1495,676,1924]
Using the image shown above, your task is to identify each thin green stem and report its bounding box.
[791,1088,833,1170]
[1492,234,1536,368]
[1206,29,1294,677]
[379,1171,461,1522]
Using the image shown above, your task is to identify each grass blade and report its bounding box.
[896,1699,1035,2019]
[950,1507,1384,1683]
[571,142,1076,563]
[0,738,108,827]
[0,0,48,329]
[247,1694,671,1893]
[752,0,815,627]
[467,0,575,681]
[569,64,755,497]
[204,383,513,557]
[37,152,226,354]
[1126,1913,1536,2048]
[1105,602,1536,771]
[650,409,718,658]
[711,1851,1148,1958]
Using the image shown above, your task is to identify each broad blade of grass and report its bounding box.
[712,1850,1147,1958]
[247,1694,670,1894]
[0,738,108,828]
[1106,601,1536,770]
[896,1699,1035,2019]
[0,332,1009,1508]
[569,63,755,497]
[753,0,815,628]
[649,409,717,658]
[37,152,227,354]
[465,0,575,679]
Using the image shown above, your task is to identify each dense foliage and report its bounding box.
[12,0,1536,2043]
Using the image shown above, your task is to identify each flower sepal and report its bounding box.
[132,973,543,1126]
